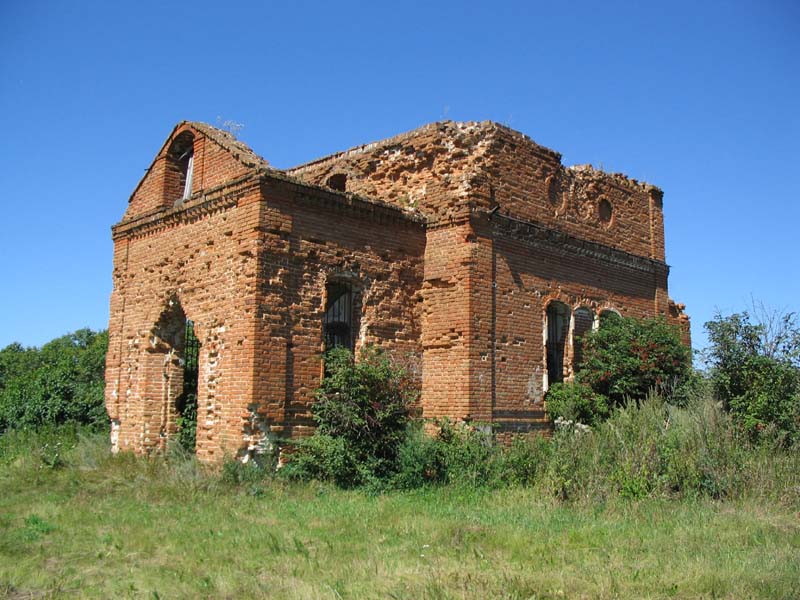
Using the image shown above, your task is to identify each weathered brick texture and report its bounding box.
[106,120,689,460]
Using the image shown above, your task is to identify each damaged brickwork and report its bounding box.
[106,120,690,460]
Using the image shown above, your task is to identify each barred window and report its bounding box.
[572,307,594,372]
[546,301,571,386]
[323,282,354,351]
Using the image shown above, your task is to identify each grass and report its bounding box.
[1,429,799,599]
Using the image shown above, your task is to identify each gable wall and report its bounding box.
[124,124,254,220]
[106,178,263,462]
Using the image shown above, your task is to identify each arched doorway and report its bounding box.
[175,319,200,452]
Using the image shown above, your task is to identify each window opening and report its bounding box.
[546,302,571,385]
[599,198,613,223]
[165,131,195,203]
[181,149,194,200]
[175,319,199,452]
[572,307,594,372]
[326,173,347,192]
[323,282,354,351]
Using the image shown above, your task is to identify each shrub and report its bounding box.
[578,315,693,408]
[393,420,551,490]
[434,420,497,487]
[494,435,552,487]
[392,424,448,489]
[175,398,197,452]
[285,346,416,487]
[281,433,366,488]
[545,381,609,426]
[705,309,800,445]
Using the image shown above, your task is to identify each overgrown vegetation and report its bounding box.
[544,380,609,426]
[0,329,107,433]
[1,312,799,596]
[705,307,800,445]
[578,313,694,406]
[1,424,798,598]
[545,315,695,428]
[283,326,797,502]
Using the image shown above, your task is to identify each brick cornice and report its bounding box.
[483,210,669,276]
[112,173,260,240]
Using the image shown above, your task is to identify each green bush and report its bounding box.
[545,381,609,426]
[0,329,108,433]
[281,434,366,488]
[175,398,197,453]
[434,420,497,487]
[578,315,693,408]
[392,420,551,490]
[493,435,552,487]
[705,310,800,445]
[285,346,416,487]
[392,424,448,489]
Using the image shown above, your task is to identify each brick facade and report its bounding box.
[105,120,689,460]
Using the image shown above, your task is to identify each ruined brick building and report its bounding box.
[105,120,689,461]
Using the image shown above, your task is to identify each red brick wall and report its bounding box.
[106,177,263,461]
[107,124,426,460]
[249,178,425,442]
[287,122,488,222]
[107,120,688,460]
[287,121,666,263]
[476,126,667,262]
[467,213,673,433]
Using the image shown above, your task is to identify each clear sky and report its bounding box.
[0,0,797,354]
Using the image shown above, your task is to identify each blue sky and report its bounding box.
[0,0,797,354]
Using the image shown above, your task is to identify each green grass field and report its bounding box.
[1,430,798,599]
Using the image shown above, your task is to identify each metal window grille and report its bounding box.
[177,319,200,416]
[572,308,594,372]
[323,282,354,351]
[546,302,571,384]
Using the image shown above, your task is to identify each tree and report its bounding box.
[705,308,800,444]
[0,329,108,432]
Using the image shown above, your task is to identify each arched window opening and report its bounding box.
[572,307,594,372]
[175,319,200,452]
[165,131,195,202]
[323,281,354,351]
[326,173,347,192]
[599,198,613,223]
[546,301,571,386]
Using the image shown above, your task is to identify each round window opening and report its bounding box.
[599,198,613,223]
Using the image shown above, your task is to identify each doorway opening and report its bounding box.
[175,319,200,452]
